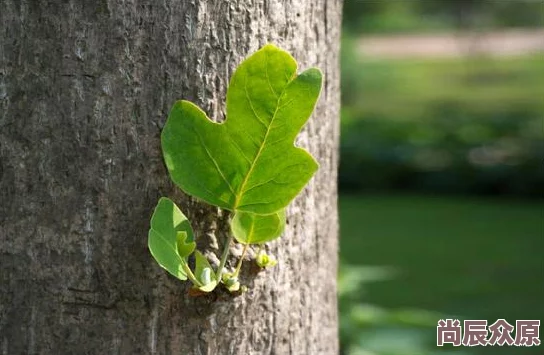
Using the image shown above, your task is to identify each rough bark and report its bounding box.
[0,1,342,354]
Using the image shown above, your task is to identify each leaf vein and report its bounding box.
[226,132,252,164]
[265,51,279,98]
[242,177,291,195]
[244,76,269,130]
[150,229,186,276]
[278,98,295,110]
[235,74,290,208]
[169,151,229,205]
[193,128,237,196]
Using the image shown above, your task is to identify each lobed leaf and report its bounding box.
[162,44,323,214]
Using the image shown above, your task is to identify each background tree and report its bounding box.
[0,1,342,354]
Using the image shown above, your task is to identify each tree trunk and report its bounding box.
[0,1,342,354]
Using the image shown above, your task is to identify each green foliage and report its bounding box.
[339,194,543,355]
[231,210,285,245]
[193,251,218,292]
[148,197,195,281]
[342,0,543,34]
[338,263,463,355]
[221,272,241,292]
[176,231,195,258]
[255,250,278,268]
[161,44,321,214]
[148,44,322,293]
[340,45,544,196]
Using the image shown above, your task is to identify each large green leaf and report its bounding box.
[231,210,286,244]
[148,197,196,280]
[162,44,322,214]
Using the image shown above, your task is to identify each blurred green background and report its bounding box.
[337,1,543,354]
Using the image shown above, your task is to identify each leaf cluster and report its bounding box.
[148,44,322,293]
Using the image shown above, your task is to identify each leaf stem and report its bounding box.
[216,232,233,281]
[182,261,203,287]
[234,243,249,276]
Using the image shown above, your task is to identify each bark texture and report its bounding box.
[0,1,342,354]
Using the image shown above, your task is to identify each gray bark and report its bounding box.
[0,1,342,354]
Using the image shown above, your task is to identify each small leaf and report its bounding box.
[193,251,218,292]
[231,210,286,244]
[150,197,195,243]
[226,280,240,292]
[221,272,235,284]
[176,231,196,258]
[221,272,241,292]
[148,197,195,280]
[148,229,188,280]
[256,251,278,268]
[162,44,322,214]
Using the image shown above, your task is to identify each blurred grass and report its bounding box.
[339,193,543,354]
[340,43,543,195]
[343,53,544,124]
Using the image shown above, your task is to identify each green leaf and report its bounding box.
[148,197,196,280]
[225,279,241,293]
[231,210,286,244]
[193,251,218,292]
[176,231,196,258]
[148,229,188,280]
[256,251,278,268]
[221,272,241,292]
[150,197,195,243]
[162,44,322,214]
